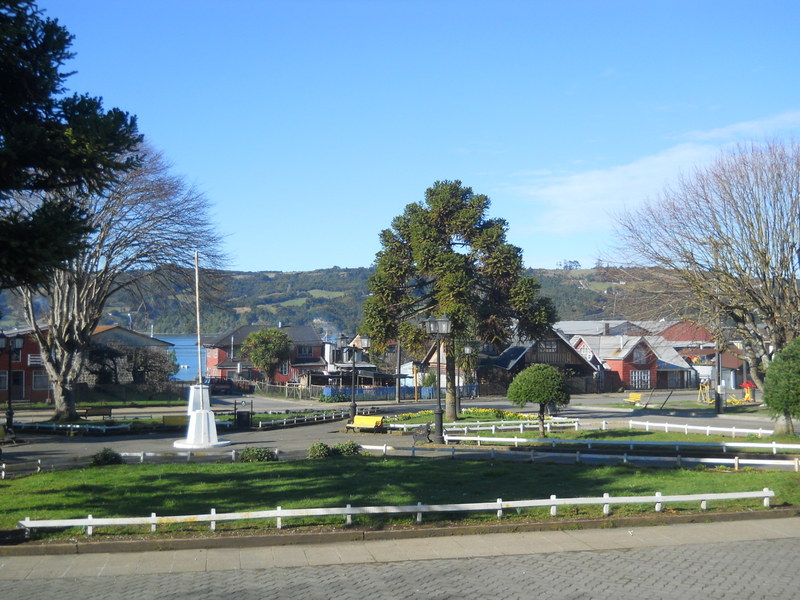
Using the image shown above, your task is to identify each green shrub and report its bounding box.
[89,447,124,467]
[332,440,361,456]
[239,447,277,462]
[307,441,333,459]
[319,393,349,404]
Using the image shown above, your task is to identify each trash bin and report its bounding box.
[236,411,252,429]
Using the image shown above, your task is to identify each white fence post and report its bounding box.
[416,502,423,523]
[276,506,282,529]
[763,488,771,508]
[87,514,93,536]
[346,504,352,525]
[211,508,216,531]
[655,492,663,513]
[150,512,157,532]
[497,498,503,519]
[603,493,610,516]
[550,495,557,517]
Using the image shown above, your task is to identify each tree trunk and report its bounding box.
[445,346,457,420]
[538,404,547,437]
[51,376,78,421]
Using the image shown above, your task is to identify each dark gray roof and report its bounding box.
[208,324,322,348]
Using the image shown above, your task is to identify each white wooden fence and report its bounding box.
[443,434,800,455]
[628,420,773,438]
[388,418,579,435]
[18,488,774,536]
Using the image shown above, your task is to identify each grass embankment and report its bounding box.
[1,457,797,539]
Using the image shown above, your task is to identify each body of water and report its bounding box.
[155,334,208,382]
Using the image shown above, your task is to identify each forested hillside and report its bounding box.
[0,266,665,335]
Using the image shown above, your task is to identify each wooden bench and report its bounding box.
[345,415,384,432]
[83,406,112,420]
[163,415,189,427]
[412,423,431,445]
[0,424,16,444]
[624,392,642,405]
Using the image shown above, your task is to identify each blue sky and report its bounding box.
[39,0,800,272]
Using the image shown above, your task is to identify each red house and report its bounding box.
[205,324,325,384]
[0,329,52,404]
[572,334,694,390]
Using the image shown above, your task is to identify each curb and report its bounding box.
[1,506,798,557]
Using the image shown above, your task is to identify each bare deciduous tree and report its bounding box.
[15,146,224,420]
[616,140,800,388]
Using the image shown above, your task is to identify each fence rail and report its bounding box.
[18,488,774,536]
[443,434,800,454]
[628,419,773,438]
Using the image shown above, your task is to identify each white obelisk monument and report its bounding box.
[174,252,230,449]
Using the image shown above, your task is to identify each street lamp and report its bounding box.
[341,334,370,421]
[463,343,473,403]
[0,332,24,432]
[425,316,451,444]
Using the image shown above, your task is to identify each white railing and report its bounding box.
[388,418,580,434]
[18,488,774,536]
[628,420,773,438]
[443,434,800,455]
[13,421,132,434]
[255,410,349,429]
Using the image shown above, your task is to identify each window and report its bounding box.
[540,341,557,353]
[296,345,313,358]
[33,370,51,390]
[632,346,648,365]
[0,371,5,390]
[279,360,289,376]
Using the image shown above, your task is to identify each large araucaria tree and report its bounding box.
[0,0,141,289]
[14,146,223,420]
[363,180,557,419]
[616,140,800,388]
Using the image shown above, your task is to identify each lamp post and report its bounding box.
[341,334,370,421]
[425,316,451,444]
[0,332,24,432]
[463,344,473,403]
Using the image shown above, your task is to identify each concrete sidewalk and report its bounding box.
[1,516,798,580]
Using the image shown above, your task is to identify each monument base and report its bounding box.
[173,385,231,449]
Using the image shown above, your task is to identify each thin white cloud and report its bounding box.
[679,111,800,142]
[508,112,800,237]
[507,143,719,235]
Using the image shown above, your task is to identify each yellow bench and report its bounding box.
[624,392,642,404]
[345,415,384,432]
[163,415,189,427]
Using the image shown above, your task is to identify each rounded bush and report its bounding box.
[89,447,124,467]
[307,441,333,459]
[239,447,277,462]
[332,440,361,456]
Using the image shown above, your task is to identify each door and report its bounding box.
[10,370,24,400]
[629,369,650,390]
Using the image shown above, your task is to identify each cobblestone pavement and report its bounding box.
[1,537,797,600]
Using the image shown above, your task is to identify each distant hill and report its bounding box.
[0,266,663,336]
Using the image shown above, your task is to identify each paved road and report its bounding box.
[3,391,779,465]
[2,518,799,599]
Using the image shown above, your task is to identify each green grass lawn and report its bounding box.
[2,457,797,539]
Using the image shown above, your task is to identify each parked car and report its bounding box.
[203,377,235,395]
